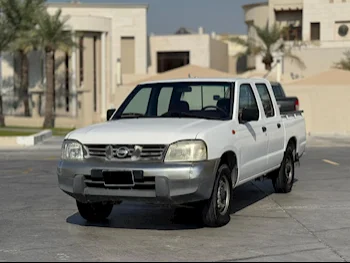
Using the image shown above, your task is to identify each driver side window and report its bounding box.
[124,87,152,114]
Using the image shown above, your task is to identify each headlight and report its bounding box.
[164,140,207,162]
[61,140,85,161]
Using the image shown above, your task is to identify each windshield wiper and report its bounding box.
[161,111,219,120]
[116,113,146,119]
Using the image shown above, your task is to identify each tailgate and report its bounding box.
[281,111,307,158]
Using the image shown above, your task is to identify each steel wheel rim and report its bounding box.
[285,157,293,184]
[217,176,230,215]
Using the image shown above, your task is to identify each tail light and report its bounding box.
[295,99,299,111]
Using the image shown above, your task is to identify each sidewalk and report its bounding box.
[27,136,64,150]
[0,136,64,152]
[306,135,350,148]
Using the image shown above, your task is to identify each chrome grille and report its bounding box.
[85,144,166,161]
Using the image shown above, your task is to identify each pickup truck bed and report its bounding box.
[271,81,300,113]
[281,111,306,161]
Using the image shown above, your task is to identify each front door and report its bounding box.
[236,83,269,182]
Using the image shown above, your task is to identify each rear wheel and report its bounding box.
[76,200,113,222]
[272,145,295,193]
[200,164,232,227]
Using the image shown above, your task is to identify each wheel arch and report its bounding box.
[219,150,238,187]
[286,136,297,161]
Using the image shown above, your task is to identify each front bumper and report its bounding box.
[57,159,220,205]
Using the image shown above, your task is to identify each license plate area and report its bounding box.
[103,170,135,187]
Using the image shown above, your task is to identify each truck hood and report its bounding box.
[66,118,224,145]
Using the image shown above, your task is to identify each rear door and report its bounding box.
[255,82,284,170]
[236,82,269,182]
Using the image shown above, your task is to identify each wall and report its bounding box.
[215,34,247,74]
[283,46,348,79]
[243,2,269,70]
[302,0,350,41]
[283,84,350,135]
[244,3,269,46]
[244,3,269,26]
[148,35,210,75]
[209,38,229,72]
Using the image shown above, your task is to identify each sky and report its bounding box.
[47,0,261,35]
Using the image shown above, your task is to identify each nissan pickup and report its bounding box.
[57,78,306,227]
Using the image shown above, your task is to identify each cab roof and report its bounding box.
[138,77,269,85]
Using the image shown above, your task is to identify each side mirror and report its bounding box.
[106,108,116,121]
[239,108,259,123]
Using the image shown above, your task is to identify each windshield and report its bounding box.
[112,81,234,120]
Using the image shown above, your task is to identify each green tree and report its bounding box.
[0,0,46,117]
[231,23,305,71]
[334,50,350,70]
[35,9,77,128]
[0,13,16,127]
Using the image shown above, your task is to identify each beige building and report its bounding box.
[214,34,248,74]
[243,0,350,81]
[2,1,148,126]
[147,27,229,76]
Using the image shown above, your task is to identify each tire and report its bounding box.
[201,164,233,227]
[272,145,295,193]
[76,200,114,222]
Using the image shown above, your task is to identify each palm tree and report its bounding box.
[334,50,350,70]
[0,0,46,117]
[0,14,16,127]
[230,23,305,71]
[35,9,77,128]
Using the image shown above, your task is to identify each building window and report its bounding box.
[282,25,302,41]
[121,36,135,74]
[79,36,84,86]
[93,36,97,112]
[338,24,349,37]
[157,52,190,73]
[65,52,69,112]
[310,22,320,40]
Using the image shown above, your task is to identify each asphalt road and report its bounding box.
[0,137,350,261]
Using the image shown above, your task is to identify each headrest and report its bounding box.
[169,100,190,112]
[216,98,230,112]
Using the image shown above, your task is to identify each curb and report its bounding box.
[16,129,53,146]
[8,130,53,147]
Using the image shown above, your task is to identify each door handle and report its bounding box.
[262,126,267,132]
[277,123,281,129]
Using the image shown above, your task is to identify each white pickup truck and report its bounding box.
[57,78,306,227]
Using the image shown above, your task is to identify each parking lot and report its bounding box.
[0,136,350,262]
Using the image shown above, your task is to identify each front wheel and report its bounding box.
[76,200,114,222]
[201,164,232,227]
[272,145,295,193]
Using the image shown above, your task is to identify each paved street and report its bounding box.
[0,137,350,261]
